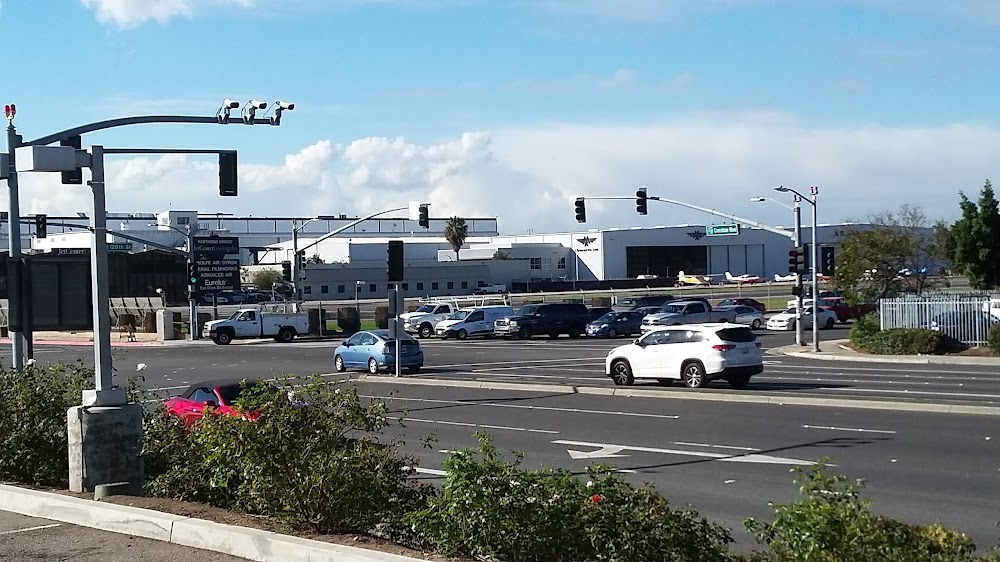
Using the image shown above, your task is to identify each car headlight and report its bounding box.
[508,320,518,327]
[600,324,608,328]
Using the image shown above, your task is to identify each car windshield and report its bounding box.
[596,312,615,323]
[517,305,539,316]
[216,382,272,406]
[617,298,637,307]
[660,304,685,313]
[226,311,242,320]
[414,304,436,313]
[448,310,470,320]
[783,308,798,314]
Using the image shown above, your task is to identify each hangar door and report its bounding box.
[626,246,708,278]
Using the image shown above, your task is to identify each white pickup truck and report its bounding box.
[472,284,507,295]
[203,303,310,345]
[402,301,461,338]
[640,299,737,333]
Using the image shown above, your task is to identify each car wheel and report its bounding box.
[728,375,751,389]
[407,365,421,374]
[825,317,835,329]
[277,328,295,343]
[682,361,707,388]
[334,355,346,372]
[568,330,582,339]
[548,332,560,339]
[367,358,380,374]
[751,319,762,329]
[457,329,468,340]
[419,324,433,338]
[608,328,618,338]
[216,331,232,345]
[611,360,634,386]
[518,327,532,340]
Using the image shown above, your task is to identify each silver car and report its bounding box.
[716,305,766,329]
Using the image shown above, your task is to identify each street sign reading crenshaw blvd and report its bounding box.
[706,223,740,236]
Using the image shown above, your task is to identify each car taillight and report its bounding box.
[755,341,762,348]
[712,344,736,351]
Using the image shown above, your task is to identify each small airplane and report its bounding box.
[675,271,712,287]
[774,273,797,282]
[725,272,761,285]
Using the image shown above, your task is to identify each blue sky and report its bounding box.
[2,0,998,233]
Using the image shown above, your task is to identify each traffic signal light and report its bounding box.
[187,262,199,286]
[821,247,836,276]
[387,240,404,282]
[574,198,587,223]
[788,247,805,274]
[418,204,429,229]
[60,135,83,185]
[281,261,292,282]
[219,151,238,196]
[296,250,306,272]
[635,188,648,215]
[34,214,46,239]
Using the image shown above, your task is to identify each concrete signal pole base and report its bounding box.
[67,404,144,496]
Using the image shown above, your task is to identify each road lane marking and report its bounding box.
[393,416,559,435]
[409,467,447,476]
[672,441,761,451]
[552,440,816,466]
[840,388,1000,399]
[767,364,1000,376]
[432,357,607,369]
[366,395,681,420]
[803,425,896,434]
[0,524,61,536]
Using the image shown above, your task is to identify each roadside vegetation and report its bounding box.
[2,364,999,561]
[848,313,945,355]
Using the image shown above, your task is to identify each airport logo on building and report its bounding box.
[687,230,706,240]
[575,236,599,252]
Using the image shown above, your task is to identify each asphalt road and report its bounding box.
[0,510,249,561]
[358,383,1000,551]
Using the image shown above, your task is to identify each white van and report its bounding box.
[435,305,514,340]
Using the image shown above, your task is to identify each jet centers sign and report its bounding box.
[573,235,600,253]
[192,236,241,293]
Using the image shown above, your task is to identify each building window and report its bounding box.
[432,282,439,290]
[338,284,345,293]
[417,282,424,291]
[177,216,190,225]
[461,281,468,289]
[369,283,377,293]
[542,257,552,270]
[320,285,329,294]
[304,286,312,295]
[447,281,454,289]
[402,282,409,291]
[557,257,566,269]
[530,258,541,270]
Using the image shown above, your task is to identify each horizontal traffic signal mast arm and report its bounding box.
[24,116,277,147]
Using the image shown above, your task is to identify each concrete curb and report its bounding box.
[0,484,423,562]
[774,341,1000,366]
[358,375,1000,417]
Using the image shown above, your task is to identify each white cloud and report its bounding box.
[12,120,999,233]
[509,68,640,92]
[79,0,255,27]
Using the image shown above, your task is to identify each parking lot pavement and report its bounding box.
[0,510,249,561]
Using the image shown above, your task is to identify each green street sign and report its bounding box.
[108,242,133,252]
[706,223,740,237]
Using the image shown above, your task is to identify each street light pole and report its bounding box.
[86,145,119,405]
[292,220,299,300]
[810,186,820,352]
[185,224,198,340]
[750,195,803,346]
[5,119,26,369]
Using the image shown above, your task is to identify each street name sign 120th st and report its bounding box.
[193,236,240,293]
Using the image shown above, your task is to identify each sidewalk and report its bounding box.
[0,330,163,347]
[775,339,1000,366]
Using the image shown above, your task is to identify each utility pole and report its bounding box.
[291,220,300,300]
[810,186,820,352]
[793,196,804,347]
[4,108,26,369]
[186,223,199,340]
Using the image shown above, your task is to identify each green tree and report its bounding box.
[950,180,1000,290]
[443,216,468,261]
[307,254,324,264]
[250,268,283,290]
[491,249,512,260]
[833,205,941,302]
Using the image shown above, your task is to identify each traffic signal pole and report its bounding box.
[792,198,804,347]
[186,224,199,340]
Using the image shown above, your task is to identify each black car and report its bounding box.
[493,303,591,339]
[612,295,675,312]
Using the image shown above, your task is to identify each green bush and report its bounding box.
[143,377,433,542]
[988,323,1000,356]
[849,313,943,355]
[0,362,93,486]
[407,433,734,562]
[745,460,979,562]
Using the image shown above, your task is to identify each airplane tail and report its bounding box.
[725,272,735,281]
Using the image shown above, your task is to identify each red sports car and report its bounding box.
[716,298,767,314]
[164,378,268,426]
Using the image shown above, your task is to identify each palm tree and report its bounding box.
[444,216,468,261]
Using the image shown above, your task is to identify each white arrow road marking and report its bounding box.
[803,425,896,434]
[567,445,629,460]
[553,440,816,466]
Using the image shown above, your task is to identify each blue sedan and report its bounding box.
[586,311,643,338]
[334,330,424,374]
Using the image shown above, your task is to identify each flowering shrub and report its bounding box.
[407,433,734,562]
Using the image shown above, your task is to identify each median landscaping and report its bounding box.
[849,312,1000,357]
[1,362,999,562]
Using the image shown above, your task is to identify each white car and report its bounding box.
[605,324,763,389]
[766,307,838,331]
[716,305,766,329]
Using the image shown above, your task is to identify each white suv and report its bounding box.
[605,324,763,389]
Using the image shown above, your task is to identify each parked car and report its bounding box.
[494,302,591,339]
[717,305,766,329]
[203,304,309,344]
[586,310,643,338]
[716,298,766,314]
[766,306,839,331]
[402,299,462,338]
[612,295,675,312]
[605,324,763,389]
[333,330,424,374]
[640,300,737,332]
[164,378,275,426]
[435,305,513,339]
[587,306,614,322]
